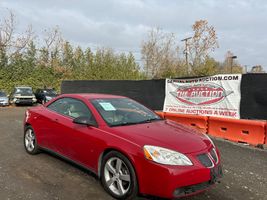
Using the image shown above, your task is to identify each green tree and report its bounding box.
[192,57,219,76]
[0,48,8,68]
[62,41,74,68]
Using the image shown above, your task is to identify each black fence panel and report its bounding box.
[62,74,267,120]
[240,73,267,120]
[61,80,166,110]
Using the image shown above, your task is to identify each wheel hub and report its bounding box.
[104,157,131,196]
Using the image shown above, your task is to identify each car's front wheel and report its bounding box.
[24,126,40,155]
[101,151,138,200]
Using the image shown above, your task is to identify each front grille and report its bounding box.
[173,181,211,197]
[210,148,218,163]
[18,98,32,100]
[197,154,213,168]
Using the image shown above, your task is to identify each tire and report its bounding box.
[101,151,138,200]
[24,125,40,155]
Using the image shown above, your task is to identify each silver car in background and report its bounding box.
[0,91,9,106]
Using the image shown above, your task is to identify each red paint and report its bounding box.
[24,94,222,199]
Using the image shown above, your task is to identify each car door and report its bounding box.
[43,98,72,153]
[47,97,101,169]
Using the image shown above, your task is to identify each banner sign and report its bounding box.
[163,74,242,119]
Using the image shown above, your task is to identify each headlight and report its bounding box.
[143,145,193,166]
[203,134,215,147]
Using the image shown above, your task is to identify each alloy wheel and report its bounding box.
[104,157,131,196]
[25,128,35,152]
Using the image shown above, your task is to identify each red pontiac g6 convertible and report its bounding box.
[24,94,222,199]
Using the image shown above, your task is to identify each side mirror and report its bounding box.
[73,116,97,127]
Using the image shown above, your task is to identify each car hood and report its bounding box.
[109,120,212,154]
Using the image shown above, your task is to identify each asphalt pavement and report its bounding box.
[0,107,266,200]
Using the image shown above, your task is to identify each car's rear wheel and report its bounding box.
[101,151,138,200]
[24,126,40,155]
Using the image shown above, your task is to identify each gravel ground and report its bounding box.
[0,107,267,200]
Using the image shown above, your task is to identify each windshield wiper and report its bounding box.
[110,121,142,127]
[137,118,163,124]
[110,118,163,127]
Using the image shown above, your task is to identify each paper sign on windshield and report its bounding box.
[99,102,116,111]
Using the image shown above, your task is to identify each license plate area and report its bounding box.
[210,164,223,183]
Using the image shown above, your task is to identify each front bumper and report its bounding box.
[136,148,222,199]
[173,164,223,198]
[0,101,9,106]
[14,99,34,105]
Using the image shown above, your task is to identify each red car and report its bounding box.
[24,94,222,199]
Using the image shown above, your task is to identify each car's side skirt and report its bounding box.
[39,146,99,178]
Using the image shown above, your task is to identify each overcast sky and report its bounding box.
[1,0,267,69]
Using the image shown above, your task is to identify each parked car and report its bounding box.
[24,94,222,199]
[0,91,9,106]
[9,86,37,105]
[35,88,58,104]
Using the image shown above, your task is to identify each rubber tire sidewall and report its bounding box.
[101,151,138,200]
[24,125,40,155]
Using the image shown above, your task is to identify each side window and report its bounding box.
[68,99,92,119]
[47,98,69,115]
[47,97,93,119]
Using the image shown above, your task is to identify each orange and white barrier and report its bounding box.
[155,111,165,119]
[156,111,267,146]
[156,112,208,133]
[208,117,266,146]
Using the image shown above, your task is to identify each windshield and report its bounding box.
[0,92,6,97]
[14,88,33,96]
[91,98,162,127]
[43,89,57,96]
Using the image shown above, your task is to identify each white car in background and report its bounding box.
[9,86,37,106]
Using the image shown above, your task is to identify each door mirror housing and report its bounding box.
[73,116,97,127]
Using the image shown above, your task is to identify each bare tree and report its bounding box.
[0,11,14,49]
[39,26,63,67]
[0,11,33,56]
[219,51,243,74]
[250,65,265,73]
[188,20,219,71]
[141,28,183,78]
[43,26,63,51]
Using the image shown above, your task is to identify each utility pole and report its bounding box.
[230,55,237,73]
[181,37,192,75]
[244,65,248,74]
